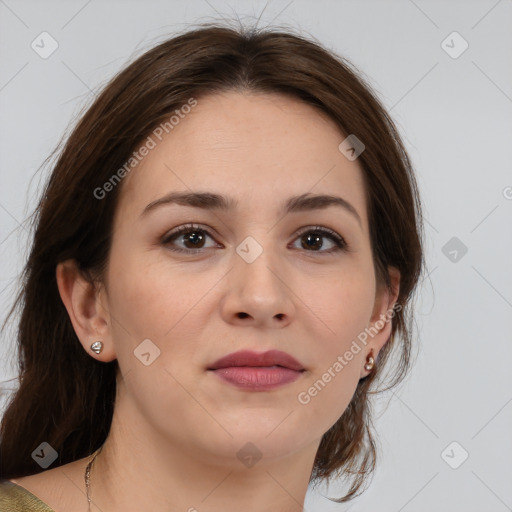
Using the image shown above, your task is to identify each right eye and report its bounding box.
[161,223,221,253]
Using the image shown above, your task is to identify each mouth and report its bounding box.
[207,349,305,391]
[208,349,305,371]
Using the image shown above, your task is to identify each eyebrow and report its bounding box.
[141,191,362,227]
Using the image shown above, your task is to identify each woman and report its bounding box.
[0,23,423,511]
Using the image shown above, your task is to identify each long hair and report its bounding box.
[0,22,423,502]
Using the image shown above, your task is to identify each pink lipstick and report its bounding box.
[208,349,305,391]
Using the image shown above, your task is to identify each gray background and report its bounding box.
[1,1,511,510]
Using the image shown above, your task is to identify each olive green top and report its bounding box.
[0,479,55,511]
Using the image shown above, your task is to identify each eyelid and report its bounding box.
[160,223,220,250]
[290,225,348,252]
[161,223,349,254]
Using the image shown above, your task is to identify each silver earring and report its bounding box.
[90,341,103,354]
[364,354,374,371]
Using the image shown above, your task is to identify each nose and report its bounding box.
[219,245,295,329]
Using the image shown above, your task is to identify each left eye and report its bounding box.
[290,226,347,253]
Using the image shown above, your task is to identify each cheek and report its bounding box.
[297,261,375,344]
[106,247,206,338]
[297,365,361,435]
[296,336,364,435]
[108,262,165,336]
[105,251,212,427]
[292,265,374,425]
[105,246,225,379]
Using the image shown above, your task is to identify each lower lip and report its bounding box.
[210,366,303,390]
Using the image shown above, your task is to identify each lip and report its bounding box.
[208,349,305,371]
[207,350,305,391]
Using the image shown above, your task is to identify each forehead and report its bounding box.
[116,91,368,225]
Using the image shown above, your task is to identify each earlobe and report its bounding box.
[364,350,375,372]
[56,260,116,362]
[360,266,401,378]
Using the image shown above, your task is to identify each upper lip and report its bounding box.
[208,350,305,371]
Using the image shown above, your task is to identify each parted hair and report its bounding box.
[0,22,423,502]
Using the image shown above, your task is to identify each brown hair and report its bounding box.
[0,22,423,502]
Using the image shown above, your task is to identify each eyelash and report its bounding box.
[161,223,348,255]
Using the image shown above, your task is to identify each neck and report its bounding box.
[87,385,320,512]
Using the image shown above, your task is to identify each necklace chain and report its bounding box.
[84,446,103,512]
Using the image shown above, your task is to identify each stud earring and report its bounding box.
[364,352,374,372]
[90,341,103,354]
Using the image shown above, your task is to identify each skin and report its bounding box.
[10,91,399,512]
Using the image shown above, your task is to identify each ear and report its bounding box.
[359,265,400,378]
[56,259,117,362]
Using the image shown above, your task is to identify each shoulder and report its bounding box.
[0,458,91,512]
[0,478,56,511]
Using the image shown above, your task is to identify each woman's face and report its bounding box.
[96,91,396,466]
